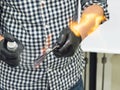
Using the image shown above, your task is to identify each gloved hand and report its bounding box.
[53,27,82,57]
[0,33,24,67]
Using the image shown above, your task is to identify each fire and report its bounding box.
[69,14,106,37]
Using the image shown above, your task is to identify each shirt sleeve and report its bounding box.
[80,0,109,21]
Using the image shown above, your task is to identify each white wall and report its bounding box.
[111,54,120,90]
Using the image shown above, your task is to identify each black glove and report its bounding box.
[53,27,82,57]
[0,33,24,67]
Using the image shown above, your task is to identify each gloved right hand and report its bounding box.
[0,33,24,67]
[53,27,82,57]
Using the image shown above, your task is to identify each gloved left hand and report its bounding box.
[53,27,82,57]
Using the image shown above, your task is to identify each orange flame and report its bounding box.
[69,14,106,37]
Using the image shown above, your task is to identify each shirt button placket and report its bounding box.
[40,0,46,19]
[40,0,47,37]
[40,0,50,33]
[40,0,51,69]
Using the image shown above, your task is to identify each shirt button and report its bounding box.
[40,0,46,7]
[45,24,50,29]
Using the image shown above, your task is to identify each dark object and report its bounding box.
[34,45,59,68]
[53,27,82,57]
[0,33,24,67]
[102,54,107,90]
[89,53,97,90]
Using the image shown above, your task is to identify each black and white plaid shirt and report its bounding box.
[0,0,109,90]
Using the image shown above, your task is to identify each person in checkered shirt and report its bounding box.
[0,0,109,90]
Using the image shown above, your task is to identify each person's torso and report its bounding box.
[0,0,85,90]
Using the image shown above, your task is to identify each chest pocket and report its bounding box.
[4,0,41,24]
